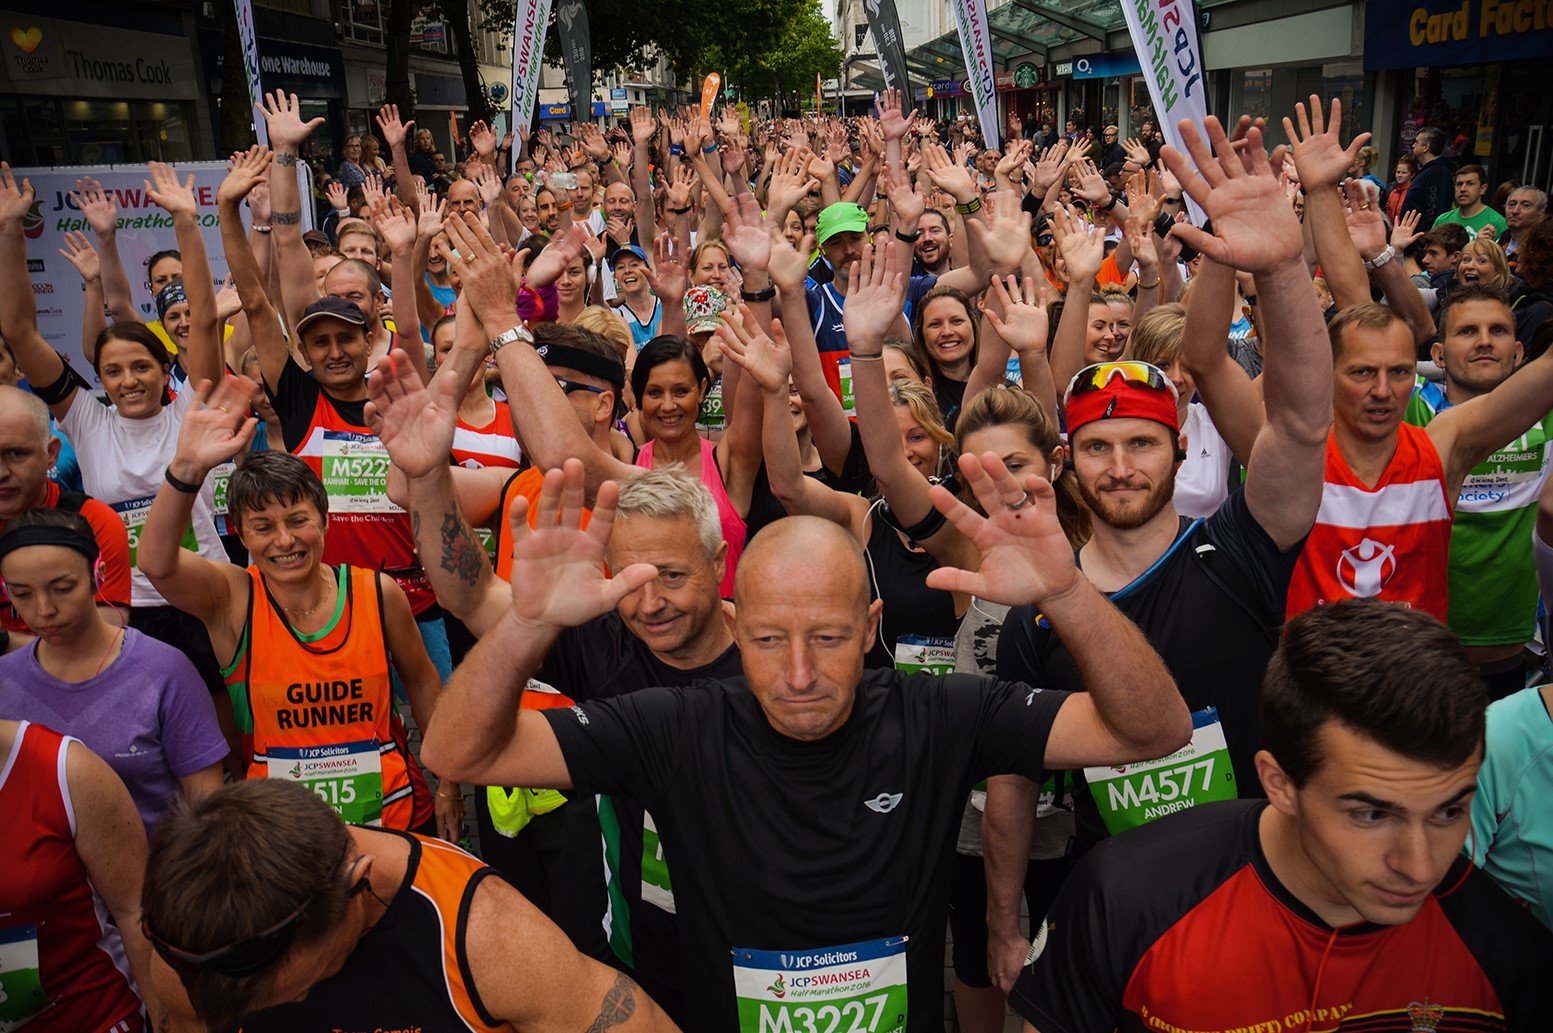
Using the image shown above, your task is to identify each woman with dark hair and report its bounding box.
[1512,216,1553,358]
[629,333,762,596]
[913,284,980,427]
[0,161,232,692]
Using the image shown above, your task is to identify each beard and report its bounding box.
[1077,472,1175,531]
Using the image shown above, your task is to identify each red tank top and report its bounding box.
[452,400,522,470]
[227,566,431,831]
[0,722,145,1032]
[1287,424,1453,621]
[292,391,435,614]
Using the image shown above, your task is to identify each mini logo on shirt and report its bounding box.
[864,792,903,813]
[569,705,590,725]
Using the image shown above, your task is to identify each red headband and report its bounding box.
[1066,380,1180,435]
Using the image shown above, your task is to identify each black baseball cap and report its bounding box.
[295,297,367,336]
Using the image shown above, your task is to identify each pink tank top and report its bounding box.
[636,435,746,597]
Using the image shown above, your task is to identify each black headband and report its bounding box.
[535,343,625,393]
[0,524,99,568]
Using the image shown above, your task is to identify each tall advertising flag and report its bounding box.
[233,0,266,145]
[702,73,722,118]
[556,0,593,124]
[864,0,912,97]
[949,0,998,149]
[815,72,823,115]
[510,0,554,165]
[1120,0,1209,221]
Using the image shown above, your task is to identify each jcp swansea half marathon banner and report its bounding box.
[12,162,312,382]
[949,0,999,149]
[1121,0,1209,221]
[510,0,554,161]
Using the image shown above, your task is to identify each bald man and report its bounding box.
[422,458,1188,1033]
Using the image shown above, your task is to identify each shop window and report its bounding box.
[338,0,385,45]
[1127,78,1156,137]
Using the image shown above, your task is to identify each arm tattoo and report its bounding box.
[274,152,298,167]
[271,210,302,225]
[440,508,487,588]
[584,972,639,1032]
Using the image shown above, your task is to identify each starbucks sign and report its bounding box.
[1014,62,1039,88]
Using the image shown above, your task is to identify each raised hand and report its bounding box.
[0,163,34,225]
[721,192,771,271]
[145,162,199,218]
[969,191,1035,272]
[1029,139,1072,198]
[469,162,502,206]
[70,177,119,238]
[1391,208,1423,251]
[665,165,696,212]
[876,87,917,142]
[578,122,611,163]
[805,150,836,184]
[525,224,589,288]
[218,146,273,206]
[362,350,460,479]
[57,230,101,284]
[469,120,497,162]
[643,231,688,305]
[1282,95,1370,192]
[362,171,386,212]
[214,273,240,321]
[628,106,656,148]
[1051,204,1105,280]
[841,239,908,346]
[995,139,1033,181]
[416,191,445,238]
[880,163,925,226]
[767,228,814,293]
[173,376,261,476]
[441,212,521,330]
[605,214,633,246]
[1162,116,1303,274]
[372,199,417,253]
[1122,137,1151,167]
[924,451,1080,607]
[716,304,793,393]
[375,103,413,151]
[1123,197,1161,275]
[922,142,976,204]
[260,91,325,151]
[506,459,658,630]
[325,179,349,211]
[1071,160,1111,206]
[984,275,1050,354]
[1342,179,1388,259]
[249,178,272,224]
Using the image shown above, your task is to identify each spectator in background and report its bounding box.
[337,134,369,190]
[1500,185,1547,261]
[1385,154,1418,223]
[1351,144,1383,192]
[1433,163,1507,238]
[1400,125,1455,229]
[409,126,437,183]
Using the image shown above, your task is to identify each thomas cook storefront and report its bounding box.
[1366,0,1553,185]
[0,13,211,165]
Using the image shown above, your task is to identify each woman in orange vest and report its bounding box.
[138,374,463,840]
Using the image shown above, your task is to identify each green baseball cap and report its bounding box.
[816,202,869,244]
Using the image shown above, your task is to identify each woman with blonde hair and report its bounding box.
[1457,238,1515,293]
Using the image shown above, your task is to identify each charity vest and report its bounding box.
[1287,424,1453,621]
[452,401,523,470]
[225,564,422,830]
[487,468,591,581]
[292,391,434,613]
[0,722,145,1033]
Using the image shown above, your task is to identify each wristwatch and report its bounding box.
[1363,244,1397,270]
[489,325,534,352]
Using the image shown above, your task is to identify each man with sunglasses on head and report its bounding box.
[141,779,680,1033]
[984,115,1335,991]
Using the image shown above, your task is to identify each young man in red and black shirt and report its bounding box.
[1012,598,1553,1033]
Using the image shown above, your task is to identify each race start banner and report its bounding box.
[232,0,267,145]
[12,162,312,382]
[1121,0,1209,222]
[510,0,554,161]
[949,0,999,149]
[556,0,593,125]
[864,0,913,97]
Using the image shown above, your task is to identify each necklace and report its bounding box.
[281,571,335,619]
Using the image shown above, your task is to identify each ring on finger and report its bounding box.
[1006,491,1032,512]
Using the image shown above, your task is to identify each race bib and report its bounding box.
[267,739,384,825]
[474,525,499,567]
[698,381,726,433]
[0,925,49,1031]
[111,494,198,567]
[1083,707,1237,835]
[641,810,675,914]
[320,432,399,513]
[892,634,956,676]
[1004,355,1023,387]
[838,356,856,419]
[733,937,908,1033]
[211,461,236,517]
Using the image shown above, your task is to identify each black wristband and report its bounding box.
[668,205,692,215]
[1096,194,1119,212]
[165,466,202,494]
[740,284,777,302]
[895,228,922,243]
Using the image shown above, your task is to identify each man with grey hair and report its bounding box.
[0,385,131,641]
[367,345,736,1025]
[1501,185,1547,259]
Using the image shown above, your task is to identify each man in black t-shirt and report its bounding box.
[1011,601,1553,1033]
[422,454,1190,1033]
[984,115,1336,991]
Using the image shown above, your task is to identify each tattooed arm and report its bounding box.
[402,463,511,636]
[465,871,680,1032]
